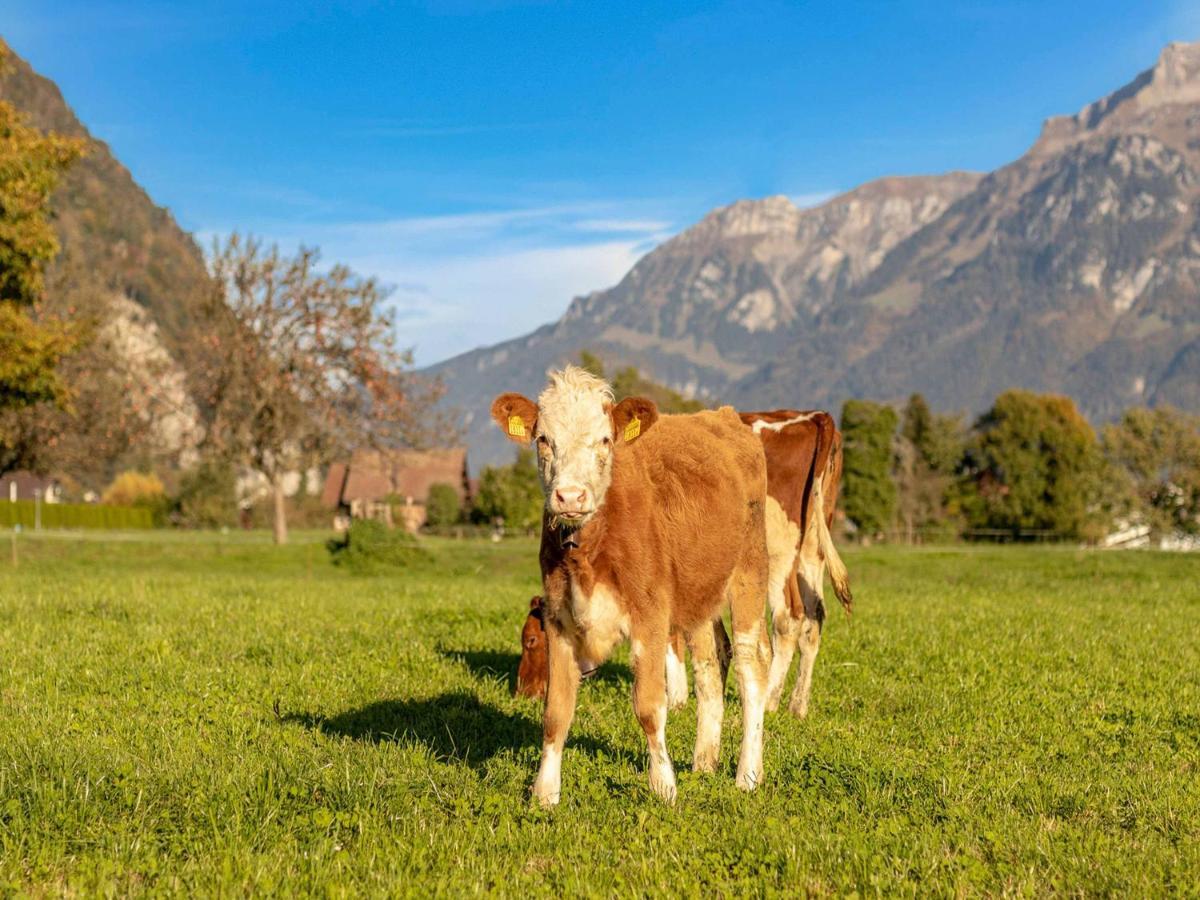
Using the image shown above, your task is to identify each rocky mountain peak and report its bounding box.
[1036,40,1200,153]
[669,195,802,249]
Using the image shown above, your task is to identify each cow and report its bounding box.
[491,366,780,805]
[740,410,853,717]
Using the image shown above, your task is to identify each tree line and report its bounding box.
[840,392,1200,543]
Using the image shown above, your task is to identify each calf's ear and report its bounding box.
[611,396,659,444]
[491,393,538,444]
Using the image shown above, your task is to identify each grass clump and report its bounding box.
[326,518,430,572]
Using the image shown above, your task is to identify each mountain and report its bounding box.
[1,38,208,469]
[0,38,211,356]
[428,42,1200,469]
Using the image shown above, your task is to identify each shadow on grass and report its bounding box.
[282,690,626,767]
[440,648,633,691]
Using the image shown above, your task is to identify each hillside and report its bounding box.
[429,42,1200,469]
[0,37,211,351]
[0,38,209,476]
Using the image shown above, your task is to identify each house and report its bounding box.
[0,471,62,504]
[322,448,471,532]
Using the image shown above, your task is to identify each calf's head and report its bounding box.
[491,366,657,527]
[515,596,548,699]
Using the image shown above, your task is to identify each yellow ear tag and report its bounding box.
[507,415,526,438]
[623,416,641,443]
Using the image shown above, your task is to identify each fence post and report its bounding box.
[10,530,16,568]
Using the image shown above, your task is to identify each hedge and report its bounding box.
[0,500,154,530]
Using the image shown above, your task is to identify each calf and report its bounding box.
[515,596,548,699]
[492,366,774,805]
[740,410,853,717]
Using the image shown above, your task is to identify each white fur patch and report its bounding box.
[535,366,617,520]
[569,580,629,664]
[666,643,688,709]
[749,412,818,434]
[533,744,562,806]
[647,715,676,803]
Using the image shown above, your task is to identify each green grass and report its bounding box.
[0,531,1198,896]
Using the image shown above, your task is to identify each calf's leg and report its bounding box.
[765,572,801,711]
[686,620,725,773]
[630,626,676,803]
[787,555,826,718]
[729,565,771,791]
[532,618,581,807]
[763,498,800,712]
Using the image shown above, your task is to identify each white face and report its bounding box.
[534,368,615,525]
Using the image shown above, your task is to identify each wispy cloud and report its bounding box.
[201,201,680,366]
[572,217,673,234]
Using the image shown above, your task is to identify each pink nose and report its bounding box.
[553,487,590,514]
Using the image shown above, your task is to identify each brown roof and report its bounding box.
[323,448,470,508]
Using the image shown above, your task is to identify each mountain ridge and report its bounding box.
[428,41,1200,469]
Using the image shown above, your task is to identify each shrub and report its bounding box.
[471,449,543,530]
[424,483,462,527]
[101,471,165,507]
[174,461,238,529]
[326,518,429,573]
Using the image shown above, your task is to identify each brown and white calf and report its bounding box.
[514,410,852,720]
[740,410,853,717]
[491,366,774,805]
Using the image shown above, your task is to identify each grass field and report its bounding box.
[1,531,1198,896]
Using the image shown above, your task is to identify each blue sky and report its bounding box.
[3,1,1198,364]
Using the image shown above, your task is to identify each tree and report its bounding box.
[192,234,447,544]
[0,49,85,416]
[894,393,966,541]
[840,399,898,539]
[174,460,238,529]
[1102,407,1200,537]
[0,301,178,489]
[959,390,1105,538]
[577,350,703,413]
[473,448,543,532]
[424,482,462,527]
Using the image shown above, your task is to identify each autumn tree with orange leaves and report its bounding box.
[193,234,448,543]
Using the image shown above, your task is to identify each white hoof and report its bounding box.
[649,764,677,804]
[735,767,763,792]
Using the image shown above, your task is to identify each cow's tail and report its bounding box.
[812,471,853,616]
